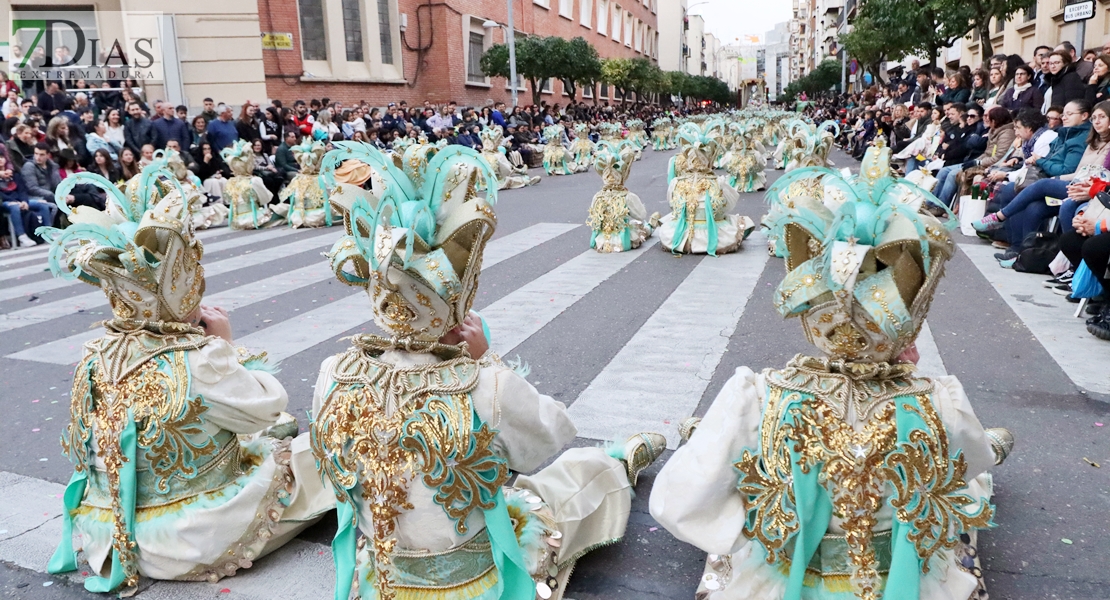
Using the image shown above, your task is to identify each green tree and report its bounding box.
[550,37,602,101]
[945,0,1036,59]
[780,59,842,102]
[601,58,635,107]
[628,57,661,103]
[852,0,967,67]
[480,35,561,105]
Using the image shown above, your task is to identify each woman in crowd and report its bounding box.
[191,140,230,200]
[939,71,971,105]
[983,109,1058,192]
[312,108,340,142]
[999,64,1045,114]
[976,100,1108,264]
[1086,54,1110,105]
[118,146,141,180]
[899,106,945,172]
[1044,51,1086,110]
[89,148,121,183]
[235,102,259,145]
[1060,204,1110,339]
[259,106,282,154]
[84,117,117,159]
[971,70,990,103]
[250,138,283,199]
[189,115,208,152]
[982,66,1006,108]
[103,108,125,149]
[45,116,72,156]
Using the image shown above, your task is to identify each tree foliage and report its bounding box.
[781,59,842,102]
[551,37,602,100]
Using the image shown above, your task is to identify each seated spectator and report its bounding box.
[1086,54,1110,105]
[1,88,22,119]
[970,70,989,104]
[85,118,119,161]
[139,143,156,167]
[932,107,1016,208]
[165,140,195,171]
[189,115,208,152]
[937,103,973,167]
[1044,51,1086,111]
[0,153,52,247]
[190,141,230,200]
[89,148,121,183]
[965,104,989,155]
[119,147,141,180]
[1059,204,1110,338]
[999,65,1044,114]
[982,110,1056,191]
[21,143,61,207]
[982,66,1006,108]
[56,148,106,211]
[45,116,74,156]
[312,108,340,142]
[976,100,1106,263]
[6,123,36,170]
[938,72,971,106]
[250,138,282,199]
[274,129,299,183]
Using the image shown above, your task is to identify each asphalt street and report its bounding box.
[1,147,1108,599]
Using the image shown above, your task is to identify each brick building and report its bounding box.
[259,0,662,108]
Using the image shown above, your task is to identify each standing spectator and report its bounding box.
[119,147,141,180]
[199,98,218,123]
[36,82,67,117]
[1032,46,1053,90]
[235,102,260,143]
[1058,41,1093,80]
[259,107,282,154]
[1085,54,1110,105]
[205,104,238,151]
[999,65,1044,113]
[123,102,156,155]
[0,153,51,247]
[176,105,189,121]
[491,102,507,129]
[6,124,37,169]
[1044,51,1087,111]
[291,100,314,137]
[274,130,299,183]
[103,109,126,150]
[152,102,190,150]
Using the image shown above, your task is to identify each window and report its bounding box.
[559,0,573,18]
[299,0,327,61]
[581,0,592,27]
[468,31,486,83]
[1025,4,1036,21]
[624,11,633,47]
[342,0,364,62]
[994,18,1004,35]
[534,0,550,7]
[542,78,553,93]
[378,0,394,64]
[634,20,642,52]
[583,84,593,98]
[612,4,622,42]
[598,0,609,35]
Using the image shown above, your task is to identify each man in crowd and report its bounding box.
[1032,45,1052,90]
[1057,41,1092,79]
[204,104,238,151]
[153,102,191,150]
[36,81,67,117]
[274,129,300,183]
[21,143,61,205]
[291,100,314,137]
[199,97,218,123]
[124,101,157,155]
[491,101,507,129]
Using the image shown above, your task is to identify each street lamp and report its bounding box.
[483,0,519,107]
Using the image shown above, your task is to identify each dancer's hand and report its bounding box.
[896,343,920,365]
[439,313,488,358]
[188,305,233,342]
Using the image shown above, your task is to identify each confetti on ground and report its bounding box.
[32,428,40,432]
[1096,422,1105,427]
[1083,457,1101,468]
[39,458,48,462]
[648,527,658,532]
[1061,538,1073,544]
[43,582,53,587]
[220,588,231,593]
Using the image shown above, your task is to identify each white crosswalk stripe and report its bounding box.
[0,226,232,269]
[0,227,304,301]
[0,230,337,333]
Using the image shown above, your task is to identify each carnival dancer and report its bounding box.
[542,124,578,176]
[570,123,595,170]
[314,142,665,600]
[478,127,540,189]
[274,137,332,228]
[725,124,768,193]
[651,146,1013,600]
[626,119,649,154]
[40,181,332,596]
[222,140,280,229]
[651,117,673,151]
[657,122,755,255]
[123,149,227,230]
[588,141,659,252]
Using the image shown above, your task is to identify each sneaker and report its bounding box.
[1088,317,1110,341]
[926,204,948,218]
[973,213,1005,232]
[17,234,38,247]
[994,249,1019,261]
[1044,270,1075,287]
[999,257,1017,269]
[991,240,1011,249]
[1052,285,1073,296]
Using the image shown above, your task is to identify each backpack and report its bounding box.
[1013,231,1059,274]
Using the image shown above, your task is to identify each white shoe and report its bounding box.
[17,234,38,247]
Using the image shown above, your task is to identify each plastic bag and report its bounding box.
[958,195,987,237]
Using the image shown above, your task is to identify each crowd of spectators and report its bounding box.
[799,37,1110,342]
[1,68,686,252]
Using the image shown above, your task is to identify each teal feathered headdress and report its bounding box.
[320,142,500,342]
[763,146,955,362]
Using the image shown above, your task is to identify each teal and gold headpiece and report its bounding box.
[38,168,204,323]
[320,142,500,342]
[764,146,955,363]
[593,140,634,188]
[220,139,255,177]
[673,122,724,174]
[477,127,505,152]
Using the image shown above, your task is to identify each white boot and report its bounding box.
[17,234,38,247]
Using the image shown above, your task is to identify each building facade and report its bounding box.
[260,0,660,107]
[958,0,1110,68]
[1,0,268,109]
[685,13,706,75]
[656,0,687,73]
[764,21,792,100]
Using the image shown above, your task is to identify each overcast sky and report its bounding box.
[690,0,793,44]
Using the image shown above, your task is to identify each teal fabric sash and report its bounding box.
[49,411,138,594]
[885,397,928,600]
[704,191,719,256]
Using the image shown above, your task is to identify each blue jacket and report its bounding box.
[0,171,30,203]
[152,116,191,150]
[1036,121,1091,178]
[205,118,238,151]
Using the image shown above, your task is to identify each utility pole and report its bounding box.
[507,0,518,107]
[841,48,847,93]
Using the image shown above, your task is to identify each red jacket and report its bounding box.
[291,114,314,137]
